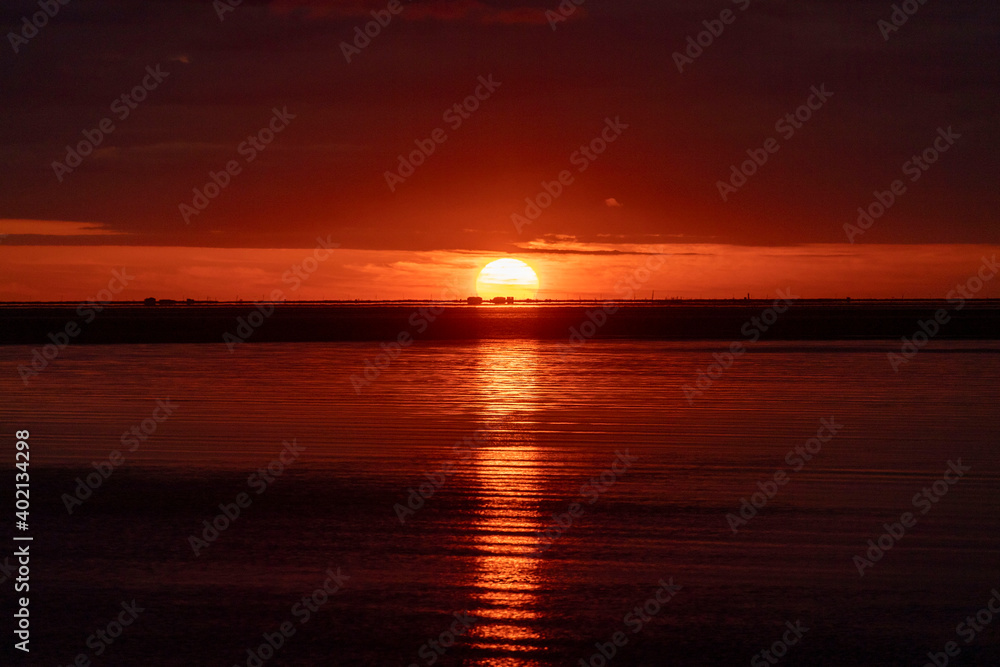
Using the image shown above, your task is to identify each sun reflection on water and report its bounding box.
[464,341,549,665]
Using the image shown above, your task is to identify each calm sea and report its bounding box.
[2,340,999,666]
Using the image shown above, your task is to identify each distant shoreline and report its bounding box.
[4,298,1000,305]
[2,300,999,344]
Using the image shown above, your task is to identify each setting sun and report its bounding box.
[476,258,540,300]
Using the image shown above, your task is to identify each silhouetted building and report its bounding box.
[506,296,514,304]
[491,296,506,304]
[467,296,483,305]
[144,297,156,306]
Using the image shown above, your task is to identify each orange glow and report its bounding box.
[476,259,540,301]
[1,243,999,301]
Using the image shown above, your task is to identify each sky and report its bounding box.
[1,0,998,300]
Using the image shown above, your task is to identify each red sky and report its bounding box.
[1,0,997,300]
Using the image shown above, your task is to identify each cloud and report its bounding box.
[267,0,556,25]
[0,220,125,238]
[513,236,679,256]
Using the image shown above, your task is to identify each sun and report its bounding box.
[476,258,540,301]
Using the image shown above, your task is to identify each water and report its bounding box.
[2,341,999,665]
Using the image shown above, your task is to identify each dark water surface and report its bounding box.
[2,341,999,666]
